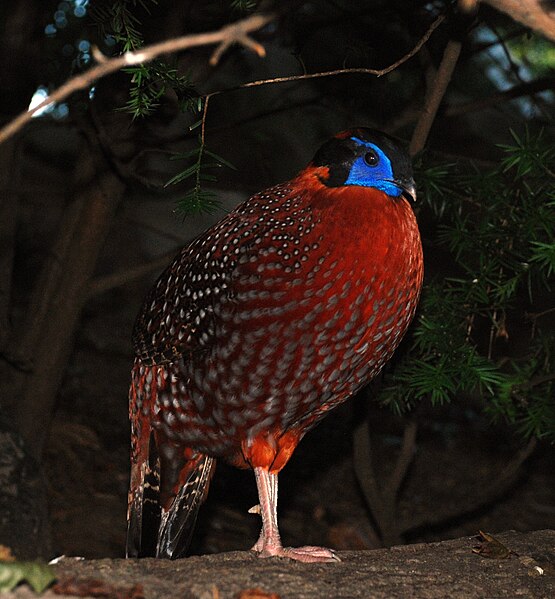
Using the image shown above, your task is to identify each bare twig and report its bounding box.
[526,306,555,322]
[209,32,266,66]
[356,408,538,544]
[523,372,555,389]
[488,21,525,83]
[196,14,446,161]
[0,14,273,145]
[211,13,446,95]
[471,26,529,55]
[197,92,212,173]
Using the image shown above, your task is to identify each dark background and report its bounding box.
[0,0,553,560]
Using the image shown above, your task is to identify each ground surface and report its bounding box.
[7,530,555,598]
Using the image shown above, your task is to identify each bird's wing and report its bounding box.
[132,238,226,365]
[132,182,297,366]
[132,207,249,366]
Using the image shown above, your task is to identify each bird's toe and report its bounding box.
[257,544,340,563]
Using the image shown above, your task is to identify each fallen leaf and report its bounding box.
[0,561,56,593]
[0,547,15,563]
[235,588,281,599]
[472,530,517,559]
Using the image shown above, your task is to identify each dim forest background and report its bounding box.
[0,0,554,562]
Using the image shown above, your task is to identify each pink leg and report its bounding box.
[251,467,340,563]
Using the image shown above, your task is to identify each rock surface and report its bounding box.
[7,530,555,598]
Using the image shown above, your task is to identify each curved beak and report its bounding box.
[400,179,417,202]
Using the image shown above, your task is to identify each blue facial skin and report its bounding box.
[344,137,403,197]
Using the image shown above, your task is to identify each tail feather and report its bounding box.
[126,461,146,558]
[156,453,215,559]
[126,360,215,559]
[126,432,162,558]
[127,361,157,558]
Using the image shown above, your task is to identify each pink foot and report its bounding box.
[250,468,340,563]
[258,544,340,563]
[251,536,339,563]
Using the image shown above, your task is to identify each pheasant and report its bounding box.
[126,128,423,563]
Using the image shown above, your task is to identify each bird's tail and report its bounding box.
[126,360,215,559]
[156,452,215,559]
[126,429,162,558]
[127,360,158,558]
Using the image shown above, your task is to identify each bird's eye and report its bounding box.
[364,150,379,167]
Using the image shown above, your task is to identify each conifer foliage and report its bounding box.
[380,131,555,441]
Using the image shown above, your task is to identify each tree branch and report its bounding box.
[0,12,447,147]
[445,76,555,117]
[481,0,555,43]
[353,417,385,520]
[409,38,463,156]
[0,13,273,145]
[407,0,486,155]
[14,148,126,458]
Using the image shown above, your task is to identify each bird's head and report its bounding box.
[310,128,416,202]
